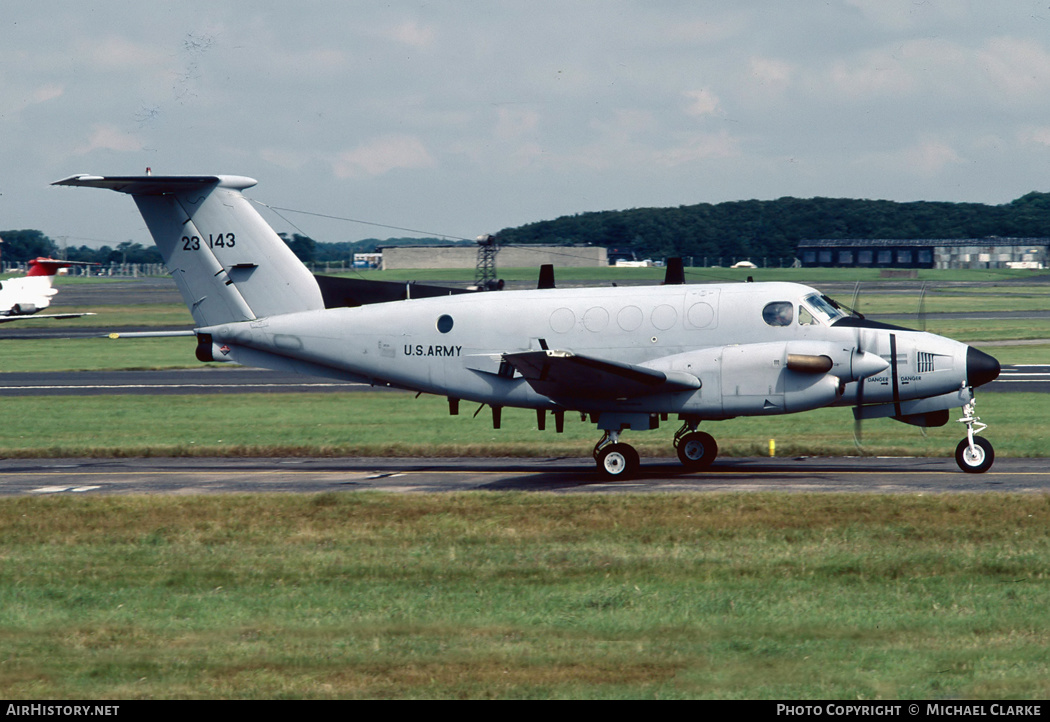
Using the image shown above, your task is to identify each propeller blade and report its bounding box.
[917,282,927,332]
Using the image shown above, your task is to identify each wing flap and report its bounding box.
[503,349,700,401]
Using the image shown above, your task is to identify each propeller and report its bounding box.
[916,281,927,332]
[851,283,867,450]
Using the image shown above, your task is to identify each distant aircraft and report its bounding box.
[0,257,96,323]
[54,174,1001,476]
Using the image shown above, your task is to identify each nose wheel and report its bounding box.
[956,398,993,473]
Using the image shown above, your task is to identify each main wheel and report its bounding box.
[955,436,994,474]
[596,443,640,480]
[676,431,717,470]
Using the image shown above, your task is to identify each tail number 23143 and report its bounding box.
[182,233,236,251]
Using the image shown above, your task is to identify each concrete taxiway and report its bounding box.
[1,456,1047,497]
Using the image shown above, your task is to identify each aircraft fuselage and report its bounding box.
[197,281,984,423]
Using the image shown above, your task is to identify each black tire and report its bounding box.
[676,431,717,470]
[955,436,994,474]
[596,443,640,480]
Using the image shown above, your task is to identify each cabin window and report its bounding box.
[436,314,454,333]
[762,302,793,327]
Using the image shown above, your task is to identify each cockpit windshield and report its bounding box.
[800,293,848,326]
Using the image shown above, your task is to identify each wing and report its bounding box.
[0,312,96,324]
[503,349,700,401]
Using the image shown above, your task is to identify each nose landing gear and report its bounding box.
[956,398,993,473]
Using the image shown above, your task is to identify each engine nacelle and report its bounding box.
[721,342,843,416]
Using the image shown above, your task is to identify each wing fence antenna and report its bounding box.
[53,175,324,326]
[663,257,685,284]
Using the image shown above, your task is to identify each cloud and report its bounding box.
[1017,126,1050,148]
[657,131,740,167]
[749,57,793,87]
[74,124,144,155]
[386,21,435,49]
[862,138,964,178]
[7,83,65,114]
[332,134,436,178]
[977,37,1050,101]
[494,106,541,140]
[683,89,721,117]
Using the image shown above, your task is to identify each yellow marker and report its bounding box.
[769,439,775,457]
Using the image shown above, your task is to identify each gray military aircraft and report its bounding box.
[53,173,1001,477]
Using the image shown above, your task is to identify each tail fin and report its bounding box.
[53,174,324,326]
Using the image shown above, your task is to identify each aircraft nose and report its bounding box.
[966,346,1000,388]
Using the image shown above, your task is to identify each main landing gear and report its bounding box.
[593,431,641,480]
[955,398,994,473]
[593,418,718,480]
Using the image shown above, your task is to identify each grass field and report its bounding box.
[2,493,1048,699]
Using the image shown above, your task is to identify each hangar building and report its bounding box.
[380,244,608,270]
[797,238,1048,270]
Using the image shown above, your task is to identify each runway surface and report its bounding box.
[1,456,1047,497]
[0,368,378,395]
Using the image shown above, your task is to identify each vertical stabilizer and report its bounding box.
[52,174,324,326]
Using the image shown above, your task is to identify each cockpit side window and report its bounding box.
[798,306,816,325]
[762,301,794,327]
[800,293,847,326]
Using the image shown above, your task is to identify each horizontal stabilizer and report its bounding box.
[106,329,196,339]
[503,349,700,401]
[52,174,256,195]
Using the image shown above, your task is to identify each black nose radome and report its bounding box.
[966,346,1001,388]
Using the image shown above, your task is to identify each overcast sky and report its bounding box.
[6,1,1050,250]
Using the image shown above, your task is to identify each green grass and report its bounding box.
[1,492,1048,699]
[0,392,1041,459]
[0,337,206,372]
[3,304,193,329]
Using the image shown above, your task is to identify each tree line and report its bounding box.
[494,191,1050,262]
[5,191,1050,267]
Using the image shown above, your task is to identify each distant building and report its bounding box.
[380,244,608,270]
[798,238,1049,270]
